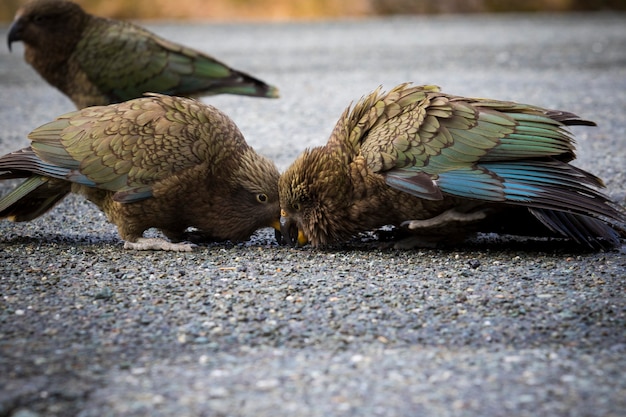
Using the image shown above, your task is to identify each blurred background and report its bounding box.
[1,0,625,21]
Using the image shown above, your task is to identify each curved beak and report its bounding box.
[7,19,24,52]
[277,209,308,247]
[271,218,285,245]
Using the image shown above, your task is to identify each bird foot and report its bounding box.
[124,238,196,252]
[402,208,488,230]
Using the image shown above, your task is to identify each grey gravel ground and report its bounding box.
[1,12,625,417]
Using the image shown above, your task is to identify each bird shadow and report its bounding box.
[301,230,624,256]
[0,227,282,251]
[0,232,121,248]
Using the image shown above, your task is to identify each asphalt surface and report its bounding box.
[1,12,625,417]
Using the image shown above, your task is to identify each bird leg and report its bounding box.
[401,208,489,230]
[387,208,491,249]
[123,237,195,252]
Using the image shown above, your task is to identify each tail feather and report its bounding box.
[529,208,623,249]
[0,147,73,179]
[0,147,74,222]
[0,176,70,222]
[411,158,625,247]
[545,110,597,127]
[206,67,280,98]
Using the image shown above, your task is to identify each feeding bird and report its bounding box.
[278,83,625,249]
[7,0,279,108]
[0,94,280,251]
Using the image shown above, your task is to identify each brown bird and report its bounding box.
[278,84,625,249]
[0,94,280,251]
[7,0,279,108]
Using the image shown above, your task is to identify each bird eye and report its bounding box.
[256,193,268,203]
[32,14,47,24]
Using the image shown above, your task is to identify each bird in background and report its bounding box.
[7,0,280,109]
[278,83,625,250]
[0,94,281,251]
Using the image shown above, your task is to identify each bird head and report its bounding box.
[225,148,282,242]
[278,147,354,247]
[8,0,87,53]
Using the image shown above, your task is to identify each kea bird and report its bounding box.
[0,94,280,251]
[7,0,279,108]
[278,83,625,250]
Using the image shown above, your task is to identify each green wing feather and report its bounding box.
[75,18,279,102]
[26,95,244,203]
[355,84,576,175]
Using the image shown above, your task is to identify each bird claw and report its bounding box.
[124,238,196,252]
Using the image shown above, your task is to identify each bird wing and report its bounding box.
[346,84,623,228]
[74,18,276,101]
[23,95,239,203]
[328,83,434,156]
[358,84,576,177]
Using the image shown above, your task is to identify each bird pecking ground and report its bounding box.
[1,12,625,417]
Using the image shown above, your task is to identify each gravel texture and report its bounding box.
[1,12,625,417]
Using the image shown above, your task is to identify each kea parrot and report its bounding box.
[0,94,281,251]
[7,0,279,108]
[278,83,625,249]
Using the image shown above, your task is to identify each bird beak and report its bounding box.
[271,219,284,245]
[7,19,24,52]
[278,209,308,247]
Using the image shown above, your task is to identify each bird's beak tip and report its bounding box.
[278,212,308,247]
[7,19,22,52]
